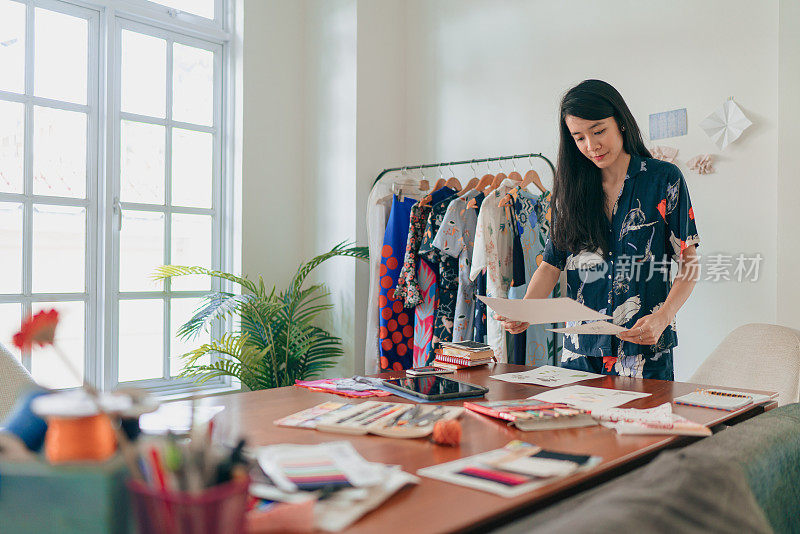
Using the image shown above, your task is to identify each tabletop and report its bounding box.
[203,364,776,533]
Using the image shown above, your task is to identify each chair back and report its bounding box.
[0,343,36,420]
[689,323,800,406]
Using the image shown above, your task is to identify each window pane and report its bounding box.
[170,297,210,376]
[0,100,24,194]
[120,210,164,292]
[0,303,21,360]
[152,0,215,20]
[121,30,166,118]
[33,205,85,293]
[121,120,165,204]
[171,214,211,291]
[118,299,163,382]
[34,8,88,105]
[173,43,213,126]
[31,301,84,389]
[172,128,212,208]
[33,106,87,198]
[0,202,22,294]
[0,0,25,94]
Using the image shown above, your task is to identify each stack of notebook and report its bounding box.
[433,341,495,369]
[463,399,598,431]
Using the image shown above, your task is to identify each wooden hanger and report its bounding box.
[459,177,479,195]
[507,160,523,183]
[443,164,462,192]
[445,176,462,191]
[522,168,546,194]
[465,173,492,209]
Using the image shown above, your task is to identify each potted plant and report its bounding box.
[154,242,368,390]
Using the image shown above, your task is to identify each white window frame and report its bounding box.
[0,0,100,385]
[1,0,238,396]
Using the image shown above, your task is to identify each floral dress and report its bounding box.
[433,190,483,342]
[419,195,459,351]
[508,189,562,366]
[469,185,514,362]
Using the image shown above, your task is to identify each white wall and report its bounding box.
[241,0,306,283]
[243,0,796,381]
[399,0,779,380]
[777,0,800,329]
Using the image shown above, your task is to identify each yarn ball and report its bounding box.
[431,419,461,446]
[2,389,49,451]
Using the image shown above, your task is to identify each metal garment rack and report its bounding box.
[371,152,556,188]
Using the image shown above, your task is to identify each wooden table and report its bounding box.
[204,364,776,533]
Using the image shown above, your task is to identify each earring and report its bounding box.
[621,125,626,131]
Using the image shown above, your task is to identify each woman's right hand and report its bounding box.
[496,315,529,335]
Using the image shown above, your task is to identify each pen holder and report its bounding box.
[127,477,250,534]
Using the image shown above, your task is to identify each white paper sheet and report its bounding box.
[593,403,711,436]
[529,385,651,411]
[138,403,224,435]
[548,322,626,335]
[490,365,603,387]
[477,296,611,325]
[699,99,752,150]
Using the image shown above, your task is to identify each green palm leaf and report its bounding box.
[164,241,367,389]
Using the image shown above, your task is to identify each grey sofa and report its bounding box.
[494,403,800,534]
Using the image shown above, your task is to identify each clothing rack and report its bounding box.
[371,152,556,188]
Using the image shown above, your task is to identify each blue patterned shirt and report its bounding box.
[542,154,700,358]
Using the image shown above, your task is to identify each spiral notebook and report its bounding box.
[673,388,773,411]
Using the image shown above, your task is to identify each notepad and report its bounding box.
[673,388,772,411]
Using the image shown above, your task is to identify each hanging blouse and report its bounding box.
[509,188,562,366]
[473,272,488,344]
[365,187,395,374]
[395,187,456,308]
[378,195,417,371]
[413,261,437,367]
[419,194,459,347]
[470,184,514,362]
[433,190,483,342]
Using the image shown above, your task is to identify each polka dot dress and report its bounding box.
[378,195,416,371]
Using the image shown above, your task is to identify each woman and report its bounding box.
[500,79,699,380]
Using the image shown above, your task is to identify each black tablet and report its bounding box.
[382,375,488,401]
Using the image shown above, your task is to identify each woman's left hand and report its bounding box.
[617,311,671,346]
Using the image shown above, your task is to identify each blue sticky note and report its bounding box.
[649,108,688,140]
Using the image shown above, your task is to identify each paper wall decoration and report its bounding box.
[687,154,714,174]
[650,146,678,163]
[649,108,688,140]
[699,99,752,150]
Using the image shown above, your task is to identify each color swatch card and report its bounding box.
[273,401,354,429]
[417,442,600,498]
[257,441,386,493]
[529,385,651,411]
[490,366,603,387]
[276,401,464,439]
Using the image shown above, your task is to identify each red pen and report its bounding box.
[149,446,169,492]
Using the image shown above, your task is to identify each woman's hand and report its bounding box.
[496,314,529,335]
[617,311,671,346]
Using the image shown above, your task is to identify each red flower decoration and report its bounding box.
[688,207,695,220]
[656,199,667,220]
[13,309,59,350]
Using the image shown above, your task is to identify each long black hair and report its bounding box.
[552,79,651,255]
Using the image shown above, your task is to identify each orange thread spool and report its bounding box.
[45,413,117,464]
[431,419,461,447]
